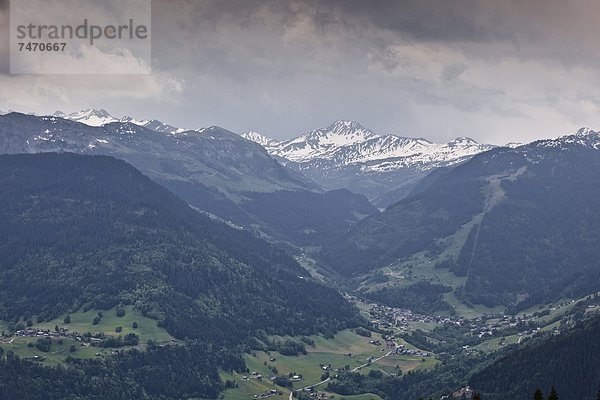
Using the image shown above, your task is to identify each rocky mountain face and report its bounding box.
[243,120,495,207]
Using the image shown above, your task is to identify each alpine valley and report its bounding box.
[1,110,600,400]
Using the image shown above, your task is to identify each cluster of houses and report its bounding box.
[440,386,475,400]
[243,372,263,380]
[368,304,466,331]
[367,302,563,342]
[304,391,331,399]
[7,328,64,339]
[393,344,430,357]
[451,386,475,399]
[439,386,476,400]
[252,389,280,399]
[3,327,100,343]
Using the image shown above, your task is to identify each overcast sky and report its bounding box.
[1,0,600,144]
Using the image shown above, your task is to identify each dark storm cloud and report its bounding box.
[325,0,507,42]
[174,0,504,43]
[1,0,600,144]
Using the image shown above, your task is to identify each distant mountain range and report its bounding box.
[0,112,311,194]
[243,120,496,207]
[22,109,500,207]
[0,112,376,244]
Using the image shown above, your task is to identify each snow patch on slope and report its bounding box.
[53,109,188,134]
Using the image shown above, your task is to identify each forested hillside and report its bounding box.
[0,152,365,398]
[320,166,486,276]
[240,189,377,244]
[0,153,360,341]
[0,342,244,400]
[323,131,600,310]
[469,316,600,400]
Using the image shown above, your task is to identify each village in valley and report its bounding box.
[214,289,600,400]
[1,293,598,400]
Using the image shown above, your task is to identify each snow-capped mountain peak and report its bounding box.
[241,131,279,147]
[327,120,371,135]
[305,120,378,145]
[447,136,478,147]
[56,109,119,126]
[261,120,380,162]
[504,142,523,149]
[53,109,187,134]
[573,127,598,138]
[236,120,496,206]
[251,121,495,168]
[534,127,600,150]
[119,116,187,134]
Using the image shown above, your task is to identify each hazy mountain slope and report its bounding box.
[323,128,600,309]
[321,167,487,276]
[0,153,360,341]
[240,189,377,245]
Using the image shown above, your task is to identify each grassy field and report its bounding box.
[220,329,427,400]
[0,306,174,366]
[220,369,291,400]
[37,305,174,343]
[220,367,382,400]
[338,393,382,400]
[2,335,101,366]
[473,332,530,353]
[307,330,383,355]
[406,321,437,332]
[443,292,504,319]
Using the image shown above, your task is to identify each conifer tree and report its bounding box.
[534,388,544,400]
[547,386,558,400]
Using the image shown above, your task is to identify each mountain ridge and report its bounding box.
[261,120,493,168]
[242,120,496,206]
[53,109,188,134]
